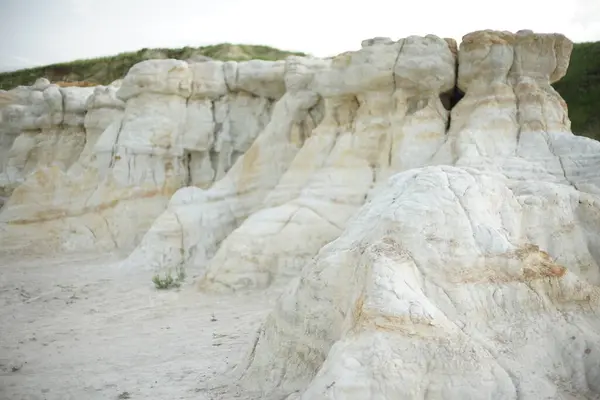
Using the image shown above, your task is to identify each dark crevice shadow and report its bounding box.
[439,86,465,112]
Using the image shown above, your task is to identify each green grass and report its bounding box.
[552,41,600,141]
[152,265,186,290]
[0,43,306,91]
[0,41,598,140]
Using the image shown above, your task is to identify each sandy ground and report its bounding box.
[0,251,279,400]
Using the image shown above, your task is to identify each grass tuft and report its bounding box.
[151,265,186,290]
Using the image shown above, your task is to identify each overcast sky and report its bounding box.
[1,0,599,72]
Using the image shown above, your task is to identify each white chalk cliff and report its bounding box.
[0,29,599,399]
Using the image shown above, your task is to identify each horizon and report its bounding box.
[1,0,599,73]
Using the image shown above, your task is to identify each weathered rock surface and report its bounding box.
[0,59,295,252]
[0,78,94,202]
[240,166,600,399]
[119,56,327,270]
[198,35,456,291]
[0,29,599,400]
[235,30,600,399]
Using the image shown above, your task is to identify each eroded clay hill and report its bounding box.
[0,29,599,399]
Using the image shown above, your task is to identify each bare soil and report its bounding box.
[0,252,276,400]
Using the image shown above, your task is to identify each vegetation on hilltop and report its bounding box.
[0,43,306,91]
[0,41,598,140]
[551,41,600,141]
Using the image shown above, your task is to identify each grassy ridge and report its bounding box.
[0,42,598,139]
[0,44,306,91]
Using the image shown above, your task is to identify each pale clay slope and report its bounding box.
[0,29,599,400]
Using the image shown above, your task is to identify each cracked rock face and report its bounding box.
[198,35,455,292]
[239,166,600,399]
[121,56,329,272]
[231,31,600,399]
[0,78,94,202]
[0,29,599,399]
[432,29,598,195]
[0,59,303,253]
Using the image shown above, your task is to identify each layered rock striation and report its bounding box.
[120,56,328,270]
[198,35,456,291]
[0,29,599,399]
[0,58,302,252]
[236,30,600,399]
[0,78,94,205]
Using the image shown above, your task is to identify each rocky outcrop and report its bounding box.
[431,30,599,192]
[0,80,120,250]
[198,35,455,291]
[240,166,600,399]
[0,59,300,252]
[236,30,600,399]
[0,78,94,202]
[2,80,124,214]
[121,56,328,272]
[0,29,599,399]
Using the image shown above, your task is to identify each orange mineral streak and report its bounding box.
[6,187,177,226]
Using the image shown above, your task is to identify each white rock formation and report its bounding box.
[0,59,294,253]
[198,35,456,291]
[239,166,600,399]
[235,30,600,399]
[431,30,600,193]
[0,78,94,202]
[0,81,120,250]
[0,28,599,400]
[122,56,328,272]
[197,30,600,293]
